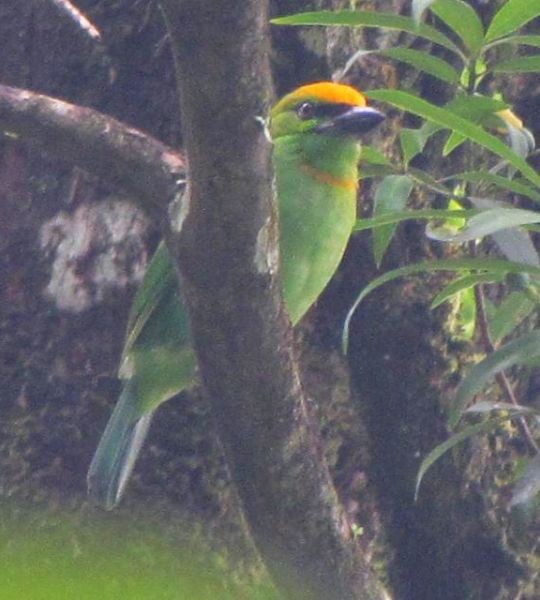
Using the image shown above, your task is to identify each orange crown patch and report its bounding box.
[273,82,367,115]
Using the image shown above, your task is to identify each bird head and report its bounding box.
[270,81,384,140]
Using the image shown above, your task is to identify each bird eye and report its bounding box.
[297,102,315,120]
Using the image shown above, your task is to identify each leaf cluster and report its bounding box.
[274,0,540,513]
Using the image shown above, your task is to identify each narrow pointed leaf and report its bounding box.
[400,122,442,164]
[372,176,414,266]
[400,128,426,164]
[444,198,467,230]
[343,259,540,353]
[491,35,540,49]
[485,1,540,43]
[431,0,485,55]
[431,273,503,308]
[449,331,540,428]
[492,55,540,73]
[415,417,508,501]
[492,228,540,267]
[426,207,540,243]
[354,209,480,232]
[465,400,538,416]
[465,197,540,266]
[455,171,540,203]
[489,291,536,343]
[408,167,449,190]
[446,94,509,122]
[442,131,465,156]
[454,286,477,340]
[271,11,462,54]
[367,89,540,188]
[382,47,460,83]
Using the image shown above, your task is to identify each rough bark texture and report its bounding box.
[0,83,183,223]
[160,1,385,598]
[0,0,249,582]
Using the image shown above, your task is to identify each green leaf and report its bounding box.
[446,94,509,122]
[492,228,540,268]
[343,47,461,83]
[416,401,537,501]
[361,145,391,165]
[343,259,540,353]
[492,55,540,73]
[431,0,485,55]
[358,164,399,179]
[449,331,540,427]
[400,129,423,164]
[399,129,427,164]
[489,291,536,343]
[400,121,442,164]
[382,47,460,83]
[408,167,449,191]
[442,130,466,155]
[459,57,488,89]
[455,171,540,203]
[367,89,540,188]
[354,209,480,232]
[431,273,503,308]
[465,400,538,416]
[455,286,477,340]
[485,0,540,43]
[426,207,540,243]
[372,176,414,267]
[445,197,467,229]
[490,34,540,48]
[457,197,540,268]
[412,0,437,23]
[415,416,509,501]
[271,11,462,55]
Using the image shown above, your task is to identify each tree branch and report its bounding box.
[160,1,385,599]
[0,83,184,225]
[0,11,384,597]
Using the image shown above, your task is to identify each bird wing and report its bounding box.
[120,241,179,370]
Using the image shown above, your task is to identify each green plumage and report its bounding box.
[276,133,360,323]
[87,82,383,508]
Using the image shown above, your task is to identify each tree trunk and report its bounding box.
[159,2,385,598]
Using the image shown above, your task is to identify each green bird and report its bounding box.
[87,82,384,508]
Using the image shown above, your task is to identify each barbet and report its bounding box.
[87,82,384,508]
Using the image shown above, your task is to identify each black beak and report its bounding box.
[314,106,385,137]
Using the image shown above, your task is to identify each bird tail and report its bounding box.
[87,379,153,510]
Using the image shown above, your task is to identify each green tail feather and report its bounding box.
[87,379,153,510]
